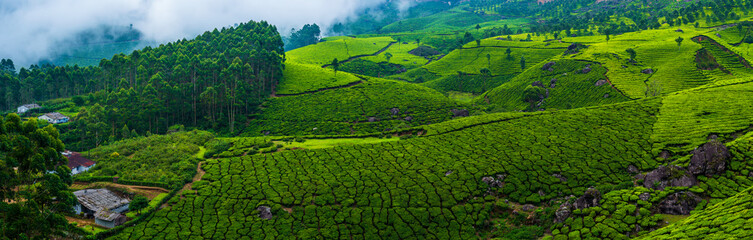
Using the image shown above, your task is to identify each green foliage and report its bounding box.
[286,37,394,66]
[285,23,321,50]
[551,187,666,240]
[83,130,214,186]
[338,59,405,78]
[277,62,361,95]
[130,195,149,214]
[0,114,75,239]
[478,60,630,112]
[246,78,463,136]
[639,185,753,239]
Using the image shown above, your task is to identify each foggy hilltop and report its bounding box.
[0,0,438,67]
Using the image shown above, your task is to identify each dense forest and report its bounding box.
[1,20,285,150]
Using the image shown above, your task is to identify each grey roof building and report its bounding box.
[73,189,131,228]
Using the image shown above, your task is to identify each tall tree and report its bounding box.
[626,48,637,61]
[480,68,491,92]
[384,53,393,63]
[331,59,340,77]
[0,114,76,239]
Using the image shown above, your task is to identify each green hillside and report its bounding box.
[638,185,753,239]
[6,0,753,239]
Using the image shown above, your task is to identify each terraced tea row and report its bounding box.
[111,97,671,239]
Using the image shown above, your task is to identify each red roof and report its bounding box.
[65,152,96,168]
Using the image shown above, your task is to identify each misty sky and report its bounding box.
[0,0,410,67]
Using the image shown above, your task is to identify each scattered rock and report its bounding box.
[675,29,684,33]
[532,81,544,87]
[257,206,273,220]
[582,65,592,74]
[603,94,610,98]
[552,173,567,182]
[565,43,588,55]
[640,165,697,190]
[263,131,271,136]
[595,80,608,87]
[550,83,556,88]
[641,68,654,74]
[639,193,651,201]
[657,192,702,215]
[568,43,580,51]
[445,171,453,176]
[451,109,470,117]
[708,134,718,140]
[622,65,628,68]
[390,108,400,116]
[367,117,377,122]
[542,61,556,71]
[627,165,639,174]
[481,175,504,189]
[749,172,753,178]
[573,187,601,210]
[554,202,572,223]
[688,140,730,176]
[716,33,722,38]
[659,151,671,160]
[404,116,414,122]
[522,204,536,211]
[538,190,546,197]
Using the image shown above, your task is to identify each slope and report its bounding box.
[637,185,753,240]
[476,59,631,112]
[247,77,465,137]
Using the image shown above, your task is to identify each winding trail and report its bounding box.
[321,42,397,68]
[180,162,206,195]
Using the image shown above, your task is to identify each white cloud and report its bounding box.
[0,0,404,67]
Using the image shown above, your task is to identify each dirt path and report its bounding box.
[180,162,206,194]
[274,80,365,97]
[72,182,169,199]
[321,42,397,68]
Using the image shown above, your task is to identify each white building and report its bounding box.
[16,104,40,114]
[63,151,96,175]
[38,112,69,124]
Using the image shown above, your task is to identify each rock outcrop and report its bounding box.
[688,140,730,176]
[657,192,702,215]
[573,187,601,209]
[257,206,273,220]
[639,165,697,190]
[555,202,573,223]
[451,109,470,117]
[481,175,505,189]
[542,61,556,71]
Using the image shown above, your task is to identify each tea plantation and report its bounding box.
[638,185,753,240]
[103,73,753,239]
[11,0,753,239]
[246,78,464,136]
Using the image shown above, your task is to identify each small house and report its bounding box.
[94,210,128,229]
[73,189,131,228]
[63,151,96,175]
[38,112,69,124]
[16,104,40,114]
